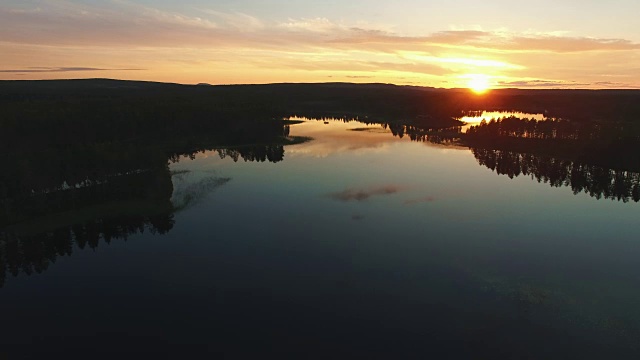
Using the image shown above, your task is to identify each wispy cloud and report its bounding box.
[499,79,640,89]
[197,9,263,31]
[0,67,144,73]
[2,2,638,53]
[498,80,582,87]
[1,1,639,87]
[277,17,339,33]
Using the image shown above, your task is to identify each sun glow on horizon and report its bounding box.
[466,74,492,94]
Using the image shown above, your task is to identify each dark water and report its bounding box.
[2,120,640,358]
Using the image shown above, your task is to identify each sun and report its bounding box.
[466,74,491,94]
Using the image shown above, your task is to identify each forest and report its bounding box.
[0,80,298,287]
[462,116,640,170]
[2,79,640,222]
[472,148,640,203]
[2,79,640,287]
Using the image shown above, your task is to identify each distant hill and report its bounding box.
[1,78,640,122]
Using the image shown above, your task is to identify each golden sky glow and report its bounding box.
[465,74,492,94]
[1,1,640,88]
[284,118,464,158]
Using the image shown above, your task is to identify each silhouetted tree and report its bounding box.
[473,148,640,203]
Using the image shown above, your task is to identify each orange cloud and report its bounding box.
[1,2,639,88]
[3,3,639,53]
[0,67,143,74]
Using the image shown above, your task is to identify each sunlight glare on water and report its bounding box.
[458,111,547,132]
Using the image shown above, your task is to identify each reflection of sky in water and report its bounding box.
[286,119,398,157]
[4,119,640,355]
[286,118,467,157]
[459,111,546,132]
[169,120,640,336]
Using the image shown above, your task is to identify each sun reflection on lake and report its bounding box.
[458,111,547,132]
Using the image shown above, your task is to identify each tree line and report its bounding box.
[0,80,302,287]
[2,79,640,286]
[0,212,175,289]
[473,148,640,203]
[466,116,640,142]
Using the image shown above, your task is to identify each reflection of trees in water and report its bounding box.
[214,145,285,163]
[289,115,464,141]
[304,117,640,204]
[3,80,639,286]
[473,148,640,203]
[0,213,174,288]
[463,117,640,202]
[384,123,463,145]
[0,140,288,287]
[305,116,640,203]
[0,127,294,288]
[0,165,176,288]
[299,117,464,145]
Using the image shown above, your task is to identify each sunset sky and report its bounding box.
[1,0,639,88]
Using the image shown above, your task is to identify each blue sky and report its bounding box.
[1,0,639,88]
[118,0,640,40]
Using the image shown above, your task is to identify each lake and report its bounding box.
[1,118,639,358]
[457,111,547,132]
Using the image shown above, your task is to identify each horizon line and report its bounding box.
[1,77,639,91]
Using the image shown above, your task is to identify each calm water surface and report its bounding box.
[2,120,639,358]
[458,111,547,132]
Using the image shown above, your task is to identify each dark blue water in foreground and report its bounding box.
[2,120,639,358]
